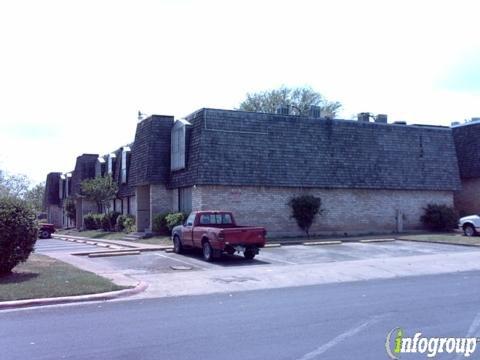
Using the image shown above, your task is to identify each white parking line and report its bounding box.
[454,311,480,360]
[154,252,203,268]
[296,315,386,360]
[258,255,297,265]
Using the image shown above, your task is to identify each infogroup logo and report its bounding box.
[385,328,478,359]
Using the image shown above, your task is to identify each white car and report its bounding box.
[458,215,480,236]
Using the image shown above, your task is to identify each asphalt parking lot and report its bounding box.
[35,238,480,276]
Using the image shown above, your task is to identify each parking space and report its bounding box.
[34,238,480,277]
[257,240,480,265]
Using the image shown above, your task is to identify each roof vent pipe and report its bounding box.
[276,105,290,115]
[375,114,388,123]
[357,112,370,122]
[309,105,321,118]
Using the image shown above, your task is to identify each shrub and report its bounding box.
[117,214,126,231]
[0,197,38,275]
[84,212,120,232]
[101,211,120,231]
[123,215,136,233]
[165,212,187,232]
[152,213,170,234]
[288,195,323,236]
[117,214,135,232]
[421,204,458,231]
[84,213,99,230]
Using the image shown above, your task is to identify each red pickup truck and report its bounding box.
[38,223,55,239]
[171,211,266,261]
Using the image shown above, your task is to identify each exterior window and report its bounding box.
[121,146,130,184]
[171,119,190,171]
[199,213,232,225]
[96,157,106,177]
[65,173,71,197]
[186,213,195,226]
[108,153,116,175]
[178,187,192,213]
[59,177,64,199]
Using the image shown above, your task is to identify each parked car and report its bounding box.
[38,223,56,239]
[458,215,480,236]
[171,211,266,261]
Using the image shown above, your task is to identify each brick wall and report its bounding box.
[192,185,454,237]
[136,185,150,232]
[150,184,172,216]
[47,205,63,228]
[455,178,480,216]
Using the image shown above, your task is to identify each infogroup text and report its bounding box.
[385,328,478,358]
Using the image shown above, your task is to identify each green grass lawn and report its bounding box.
[0,254,127,301]
[129,236,172,246]
[396,233,480,246]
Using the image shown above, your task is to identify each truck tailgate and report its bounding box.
[222,227,266,246]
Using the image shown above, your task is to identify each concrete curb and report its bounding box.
[303,240,342,246]
[88,251,141,258]
[397,238,480,248]
[269,238,397,246]
[360,238,395,243]
[0,281,148,310]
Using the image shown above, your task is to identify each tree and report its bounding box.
[0,197,37,275]
[81,175,118,213]
[238,86,342,118]
[0,171,30,198]
[24,182,45,213]
[288,195,323,237]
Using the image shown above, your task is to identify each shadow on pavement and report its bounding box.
[175,249,271,267]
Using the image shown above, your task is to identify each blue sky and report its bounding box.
[0,0,479,184]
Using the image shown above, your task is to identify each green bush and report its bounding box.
[152,212,170,234]
[101,211,120,231]
[421,204,458,231]
[117,214,126,231]
[84,213,99,230]
[288,195,323,236]
[165,212,187,232]
[84,212,120,232]
[123,215,136,233]
[0,197,38,275]
[117,214,135,232]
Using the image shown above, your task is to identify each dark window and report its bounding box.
[178,187,192,213]
[199,213,232,225]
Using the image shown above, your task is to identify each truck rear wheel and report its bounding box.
[39,230,51,239]
[244,249,256,260]
[173,235,183,254]
[202,241,214,262]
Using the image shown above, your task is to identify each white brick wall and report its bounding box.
[194,185,454,237]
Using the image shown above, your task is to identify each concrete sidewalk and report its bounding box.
[52,234,170,255]
[132,249,480,299]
